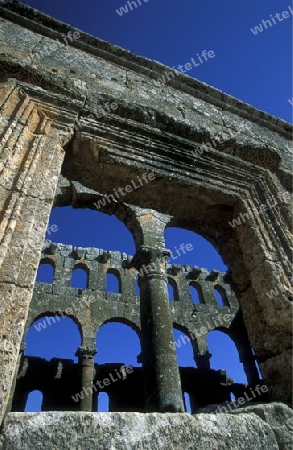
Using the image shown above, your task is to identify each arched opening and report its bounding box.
[207,330,247,384]
[25,316,81,362]
[36,260,54,284]
[71,267,88,289]
[164,227,227,271]
[106,269,121,293]
[214,285,229,307]
[184,392,192,413]
[95,321,141,367]
[97,392,110,412]
[189,282,204,304]
[47,206,136,254]
[95,321,142,412]
[173,328,196,368]
[168,278,179,302]
[25,390,43,412]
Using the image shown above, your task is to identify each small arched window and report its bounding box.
[36,261,54,284]
[97,392,110,412]
[214,285,229,307]
[25,390,43,412]
[106,269,121,293]
[168,278,179,302]
[189,282,204,304]
[71,267,88,289]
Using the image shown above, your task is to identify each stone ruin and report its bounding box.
[0,1,292,449]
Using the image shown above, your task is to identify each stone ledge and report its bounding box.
[0,403,291,450]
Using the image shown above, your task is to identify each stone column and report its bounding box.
[76,347,97,412]
[132,246,184,412]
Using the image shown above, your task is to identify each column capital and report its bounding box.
[131,246,171,282]
[75,346,97,360]
[126,207,171,248]
[131,246,171,268]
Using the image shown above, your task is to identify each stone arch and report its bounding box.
[172,323,199,367]
[164,226,227,271]
[25,312,83,345]
[12,315,82,413]
[95,317,141,366]
[54,182,144,252]
[97,317,141,341]
[207,328,247,384]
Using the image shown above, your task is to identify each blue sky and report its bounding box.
[18,0,291,412]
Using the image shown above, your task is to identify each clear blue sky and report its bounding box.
[19,0,290,412]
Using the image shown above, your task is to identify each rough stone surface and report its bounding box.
[231,403,293,450]
[1,404,292,450]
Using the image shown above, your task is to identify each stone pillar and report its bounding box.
[238,348,260,386]
[230,319,260,386]
[76,347,97,412]
[132,246,184,412]
[0,80,80,423]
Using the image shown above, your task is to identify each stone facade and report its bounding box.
[10,241,262,414]
[0,1,292,448]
